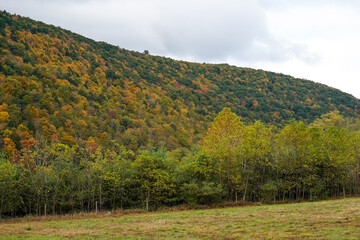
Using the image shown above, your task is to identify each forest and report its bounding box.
[1,108,360,217]
[1,10,360,217]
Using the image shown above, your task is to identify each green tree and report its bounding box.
[0,153,23,217]
[275,121,312,200]
[132,150,175,211]
[240,121,273,201]
[103,146,133,210]
[202,108,244,200]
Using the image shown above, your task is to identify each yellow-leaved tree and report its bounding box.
[202,108,244,200]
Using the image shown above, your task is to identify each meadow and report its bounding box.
[1,197,359,239]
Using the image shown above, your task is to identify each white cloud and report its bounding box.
[258,2,360,98]
[0,0,312,62]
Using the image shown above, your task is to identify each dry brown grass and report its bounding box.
[1,197,360,239]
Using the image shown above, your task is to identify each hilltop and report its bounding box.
[0,9,359,151]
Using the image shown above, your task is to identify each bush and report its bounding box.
[260,180,278,203]
[181,182,225,206]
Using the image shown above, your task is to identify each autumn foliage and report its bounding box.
[1,11,360,217]
[0,10,359,156]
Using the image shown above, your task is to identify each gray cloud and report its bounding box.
[155,0,267,61]
[0,0,316,64]
[259,0,360,14]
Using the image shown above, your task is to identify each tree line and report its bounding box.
[1,109,360,218]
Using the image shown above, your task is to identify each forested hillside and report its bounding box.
[1,11,360,218]
[0,10,359,154]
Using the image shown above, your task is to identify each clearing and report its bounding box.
[1,198,360,239]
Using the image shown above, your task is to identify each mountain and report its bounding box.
[0,10,359,152]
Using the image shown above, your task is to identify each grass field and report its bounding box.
[1,198,360,239]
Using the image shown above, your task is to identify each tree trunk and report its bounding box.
[37,196,40,216]
[302,189,305,200]
[146,197,149,212]
[243,177,249,201]
[120,190,123,210]
[52,190,57,215]
[0,196,3,219]
[146,188,150,212]
[99,183,102,212]
[113,186,116,210]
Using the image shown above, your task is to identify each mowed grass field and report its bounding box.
[1,198,360,239]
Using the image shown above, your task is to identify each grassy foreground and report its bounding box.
[1,198,360,239]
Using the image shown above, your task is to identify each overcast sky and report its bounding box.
[1,0,360,98]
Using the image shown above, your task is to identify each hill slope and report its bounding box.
[0,10,359,151]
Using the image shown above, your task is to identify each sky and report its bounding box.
[1,0,360,99]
